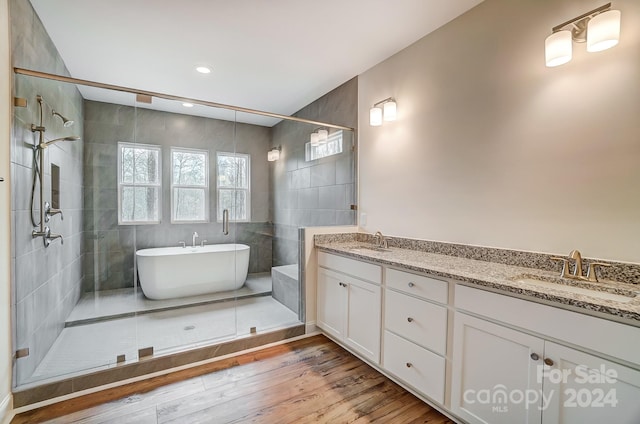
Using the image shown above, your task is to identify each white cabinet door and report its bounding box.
[317,268,346,340]
[345,275,381,363]
[451,312,545,424]
[542,341,640,424]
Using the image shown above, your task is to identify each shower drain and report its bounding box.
[184,325,196,331]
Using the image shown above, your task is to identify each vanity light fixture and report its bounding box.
[267,146,281,162]
[369,97,397,126]
[309,128,329,146]
[182,102,194,108]
[545,3,621,67]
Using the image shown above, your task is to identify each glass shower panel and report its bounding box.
[11,75,140,387]
[132,98,239,357]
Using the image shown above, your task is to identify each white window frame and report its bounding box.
[117,142,162,225]
[305,130,344,162]
[216,152,251,223]
[170,147,209,224]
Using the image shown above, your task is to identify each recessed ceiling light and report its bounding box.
[195,66,211,74]
[182,102,194,108]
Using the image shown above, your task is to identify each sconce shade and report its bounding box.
[369,107,383,126]
[268,147,281,161]
[587,10,621,52]
[383,101,397,121]
[317,129,328,144]
[310,132,320,146]
[545,30,572,67]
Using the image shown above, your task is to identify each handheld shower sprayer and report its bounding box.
[29,94,80,247]
[39,136,81,150]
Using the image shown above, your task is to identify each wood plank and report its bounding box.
[12,335,452,424]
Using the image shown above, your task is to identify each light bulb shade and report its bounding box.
[545,30,572,67]
[369,107,382,126]
[587,10,621,52]
[383,101,397,121]
[317,129,328,143]
[267,148,280,162]
[310,132,320,146]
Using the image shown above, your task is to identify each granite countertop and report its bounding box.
[315,240,640,326]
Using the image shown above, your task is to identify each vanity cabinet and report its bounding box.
[383,268,448,404]
[317,252,382,363]
[451,285,640,424]
[451,312,544,423]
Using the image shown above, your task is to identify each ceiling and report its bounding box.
[29,0,484,126]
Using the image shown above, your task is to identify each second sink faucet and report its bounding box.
[373,231,388,249]
[192,232,199,247]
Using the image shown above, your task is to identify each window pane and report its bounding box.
[172,151,206,186]
[121,147,134,183]
[217,154,248,189]
[121,186,159,222]
[217,155,237,188]
[134,148,160,184]
[173,188,206,221]
[218,189,247,221]
[305,130,343,162]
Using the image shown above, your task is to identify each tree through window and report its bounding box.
[216,152,250,222]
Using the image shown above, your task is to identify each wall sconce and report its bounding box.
[545,3,621,67]
[369,97,397,126]
[267,146,281,162]
[309,128,329,146]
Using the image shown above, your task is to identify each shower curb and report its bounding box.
[13,324,305,407]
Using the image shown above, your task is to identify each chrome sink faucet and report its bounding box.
[373,231,388,248]
[569,249,583,279]
[552,249,586,280]
[551,249,611,282]
[192,232,199,247]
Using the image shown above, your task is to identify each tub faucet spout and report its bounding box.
[192,232,199,247]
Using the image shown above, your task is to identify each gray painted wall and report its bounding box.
[270,77,358,266]
[10,0,84,384]
[83,101,273,292]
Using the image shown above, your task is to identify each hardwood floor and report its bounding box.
[12,335,455,423]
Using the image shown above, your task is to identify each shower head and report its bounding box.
[52,110,74,128]
[39,136,81,149]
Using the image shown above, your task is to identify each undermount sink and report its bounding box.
[512,275,639,304]
[348,245,391,253]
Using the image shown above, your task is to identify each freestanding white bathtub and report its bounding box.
[136,244,250,300]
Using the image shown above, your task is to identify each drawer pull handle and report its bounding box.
[530,353,539,361]
[338,282,347,287]
[544,358,554,366]
[407,317,414,323]
[408,282,415,288]
[406,362,412,368]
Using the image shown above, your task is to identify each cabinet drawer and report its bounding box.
[386,268,447,303]
[385,289,447,355]
[318,252,381,284]
[383,330,445,404]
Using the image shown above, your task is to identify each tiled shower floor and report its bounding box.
[67,273,273,325]
[21,276,300,387]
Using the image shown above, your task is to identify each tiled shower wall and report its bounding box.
[83,101,273,292]
[270,77,358,266]
[10,0,84,382]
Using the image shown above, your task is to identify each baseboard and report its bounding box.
[0,393,13,424]
[305,321,317,334]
